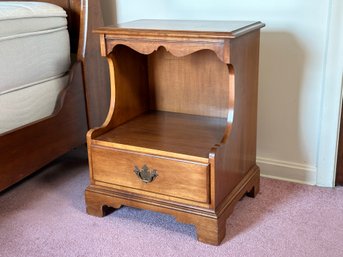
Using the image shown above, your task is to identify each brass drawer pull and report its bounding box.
[134,164,158,183]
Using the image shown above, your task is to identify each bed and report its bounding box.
[0,0,109,191]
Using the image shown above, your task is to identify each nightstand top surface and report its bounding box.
[94,19,265,39]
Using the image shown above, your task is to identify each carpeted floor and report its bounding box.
[1,147,343,257]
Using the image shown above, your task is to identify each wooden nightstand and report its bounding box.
[85,19,264,245]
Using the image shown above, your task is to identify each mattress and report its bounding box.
[0,2,71,133]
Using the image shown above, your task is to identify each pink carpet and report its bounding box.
[1,147,343,257]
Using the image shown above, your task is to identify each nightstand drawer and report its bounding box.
[90,145,210,204]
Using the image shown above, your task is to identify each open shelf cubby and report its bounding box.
[92,45,230,163]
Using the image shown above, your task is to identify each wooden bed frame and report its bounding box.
[0,0,110,192]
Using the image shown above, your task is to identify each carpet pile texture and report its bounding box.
[1,148,342,257]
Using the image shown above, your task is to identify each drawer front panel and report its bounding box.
[91,145,209,203]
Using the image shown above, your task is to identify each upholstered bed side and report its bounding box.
[0,3,72,133]
[0,0,91,192]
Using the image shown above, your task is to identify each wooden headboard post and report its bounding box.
[82,0,110,128]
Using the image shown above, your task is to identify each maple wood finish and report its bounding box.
[0,0,98,192]
[85,20,264,245]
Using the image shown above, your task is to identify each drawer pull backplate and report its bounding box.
[133,164,158,183]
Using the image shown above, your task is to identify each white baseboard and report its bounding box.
[257,157,317,185]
